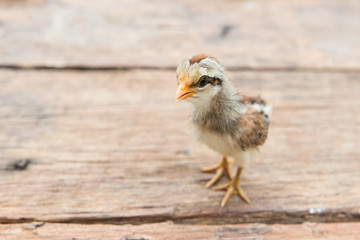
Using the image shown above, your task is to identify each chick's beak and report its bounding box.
[175,81,196,102]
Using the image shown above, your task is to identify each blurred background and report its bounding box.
[1,0,359,69]
[0,0,360,239]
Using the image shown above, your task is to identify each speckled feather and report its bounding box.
[192,92,269,151]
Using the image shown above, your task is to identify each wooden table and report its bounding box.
[0,0,359,239]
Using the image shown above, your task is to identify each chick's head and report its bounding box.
[175,54,227,105]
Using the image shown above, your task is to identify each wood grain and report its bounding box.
[0,69,359,224]
[1,222,360,240]
[0,0,359,69]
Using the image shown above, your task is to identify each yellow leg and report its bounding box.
[202,156,232,188]
[215,167,250,207]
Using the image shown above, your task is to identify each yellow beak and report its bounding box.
[175,81,196,102]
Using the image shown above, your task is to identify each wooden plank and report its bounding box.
[1,222,360,240]
[0,0,360,69]
[0,69,359,224]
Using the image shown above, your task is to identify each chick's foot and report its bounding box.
[202,156,232,188]
[215,167,250,207]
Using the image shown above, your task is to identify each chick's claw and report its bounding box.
[202,157,232,188]
[216,167,250,207]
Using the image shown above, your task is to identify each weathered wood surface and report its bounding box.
[0,69,359,225]
[1,0,360,69]
[2,222,360,240]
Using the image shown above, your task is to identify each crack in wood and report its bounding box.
[0,210,359,225]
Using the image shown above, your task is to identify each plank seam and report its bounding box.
[1,210,359,225]
[1,65,360,73]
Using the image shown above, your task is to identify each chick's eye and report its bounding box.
[198,76,208,87]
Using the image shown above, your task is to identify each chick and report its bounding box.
[175,54,270,207]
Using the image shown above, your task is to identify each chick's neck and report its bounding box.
[191,82,244,133]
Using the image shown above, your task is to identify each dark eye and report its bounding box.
[198,76,208,87]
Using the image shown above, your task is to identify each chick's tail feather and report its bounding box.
[247,96,272,118]
[260,103,272,118]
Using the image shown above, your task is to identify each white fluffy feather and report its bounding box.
[191,122,256,168]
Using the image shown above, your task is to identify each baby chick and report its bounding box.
[175,54,270,207]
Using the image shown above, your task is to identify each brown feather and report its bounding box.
[235,108,269,151]
[240,95,266,105]
[207,77,222,86]
[189,54,219,65]
[189,54,209,64]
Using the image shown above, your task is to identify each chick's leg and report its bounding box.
[202,156,232,188]
[216,167,250,207]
